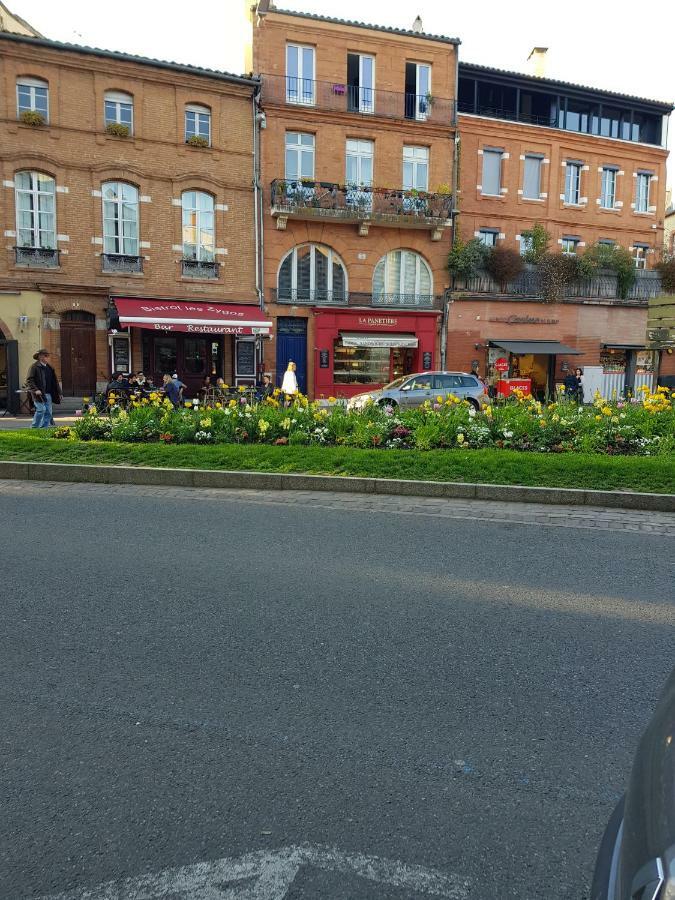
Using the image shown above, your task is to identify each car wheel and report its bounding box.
[467,397,480,411]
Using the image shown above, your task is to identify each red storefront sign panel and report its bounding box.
[114,298,272,335]
[497,378,532,397]
[494,357,509,373]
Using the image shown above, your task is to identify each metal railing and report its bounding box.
[270,289,439,309]
[271,180,453,224]
[453,267,663,302]
[182,259,220,279]
[14,246,59,267]
[261,74,457,125]
[101,253,143,274]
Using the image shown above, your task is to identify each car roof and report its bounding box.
[403,371,477,376]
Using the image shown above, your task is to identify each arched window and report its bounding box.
[15,171,56,249]
[104,91,133,131]
[278,244,347,303]
[373,250,432,301]
[102,181,139,256]
[182,191,215,261]
[16,76,49,121]
[185,104,211,144]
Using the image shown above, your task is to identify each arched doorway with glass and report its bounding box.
[60,310,96,396]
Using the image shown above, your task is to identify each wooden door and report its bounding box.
[61,312,96,396]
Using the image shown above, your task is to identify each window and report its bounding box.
[404,62,431,120]
[561,237,580,255]
[522,155,542,199]
[285,132,315,181]
[633,244,648,269]
[600,167,617,208]
[434,374,462,389]
[15,171,56,248]
[598,239,615,247]
[564,161,582,204]
[373,250,432,299]
[519,234,532,256]
[286,44,315,105]
[402,146,429,191]
[278,244,346,303]
[182,191,215,261]
[347,53,375,114]
[481,149,503,196]
[16,77,48,121]
[478,229,498,247]
[102,181,139,255]
[635,172,652,212]
[185,104,211,145]
[104,91,133,131]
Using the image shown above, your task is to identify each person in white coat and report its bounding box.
[281,361,298,403]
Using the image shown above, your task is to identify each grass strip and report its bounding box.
[0,432,672,494]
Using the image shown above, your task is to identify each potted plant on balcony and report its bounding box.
[485,245,525,293]
[186,134,209,148]
[19,110,45,127]
[105,122,130,137]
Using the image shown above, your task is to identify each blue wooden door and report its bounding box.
[276,324,307,395]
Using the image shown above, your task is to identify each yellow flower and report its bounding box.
[228,399,237,409]
[328,396,337,404]
[639,384,650,393]
[436,395,443,403]
[184,401,192,408]
[601,406,612,416]
[82,396,90,403]
[611,415,619,423]
[238,385,246,393]
[258,419,270,433]
[456,433,465,444]
[559,385,565,393]
[108,397,115,406]
[282,417,291,430]
[595,415,602,421]
[200,418,212,428]
[215,402,222,409]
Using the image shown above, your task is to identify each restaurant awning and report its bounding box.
[113,298,272,335]
[340,332,419,349]
[490,340,582,355]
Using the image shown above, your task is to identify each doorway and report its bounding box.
[0,337,19,413]
[510,353,554,400]
[276,317,307,394]
[60,311,97,396]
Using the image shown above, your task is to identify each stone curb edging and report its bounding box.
[0,459,673,512]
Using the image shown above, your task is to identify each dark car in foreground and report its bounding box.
[591,666,675,900]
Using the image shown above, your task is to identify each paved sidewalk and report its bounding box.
[0,416,77,430]
[1,479,673,536]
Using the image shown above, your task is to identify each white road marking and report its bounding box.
[38,844,470,899]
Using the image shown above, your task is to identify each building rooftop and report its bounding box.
[264,5,461,45]
[0,31,258,86]
[459,61,673,112]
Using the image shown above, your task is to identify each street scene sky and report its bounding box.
[17,0,675,189]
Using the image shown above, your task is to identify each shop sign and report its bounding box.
[112,336,130,373]
[319,350,330,368]
[488,315,559,325]
[236,339,256,376]
[357,316,398,328]
[494,357,509,372]
[422,351,433,370]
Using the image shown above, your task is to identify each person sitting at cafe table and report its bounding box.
[106,372,130,396]
[199,375,213,399]
[256,373,274,402]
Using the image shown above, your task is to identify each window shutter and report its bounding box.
[482,151,501,195]
[523,156,541,199]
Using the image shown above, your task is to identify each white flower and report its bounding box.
[503,430,513,439]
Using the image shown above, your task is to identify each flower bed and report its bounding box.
[54,387,675,456]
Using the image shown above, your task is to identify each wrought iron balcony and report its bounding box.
[182,259,220,279]
[271,180,452,234]
[261,74,457,126]
[370,292,435,308]
[273,288,347,306]
[14,246,59,268]
[101,253,143,274]
[270,289,439,310]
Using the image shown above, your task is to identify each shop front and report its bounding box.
[112,298,272,395]
[314,309,439,399]
[581,345,657,400]
[487,340,581,400]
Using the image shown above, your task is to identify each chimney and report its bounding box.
[527,47,548,78]
[412,15,423,33]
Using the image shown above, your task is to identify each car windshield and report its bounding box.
[384,377,409,390]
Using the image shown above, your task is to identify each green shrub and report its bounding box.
[447,237,488,279]
[105,122,130,137]
[520,223,550,263]
[656,254,675,294]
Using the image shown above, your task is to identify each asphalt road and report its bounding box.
[1,482,674,900]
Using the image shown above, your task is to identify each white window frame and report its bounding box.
[278,244,347,302]
[15,171,56,249]
[600,167,617,209]
[633,244,648,269]
[102,181,139,256]
[412,62,432,121]
[561,237,580,255]
[286,44,315,106]
[16,76,49,121]
[478,229,498,248]
[285,132,315,181]
[185,104,211,145]
[373,250,433,299]
[357,54,375,114]
[181,190,215,262]
[402,145,429,191]
[346,139,374,187]
[104,91,133,132]
[522,154,542,200]
[635,173,651,213]
[564,161,582,204]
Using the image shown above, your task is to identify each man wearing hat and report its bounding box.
[25,349,61,428]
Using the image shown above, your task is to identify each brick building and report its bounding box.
[0,32,265,412]
[251,3,459,398]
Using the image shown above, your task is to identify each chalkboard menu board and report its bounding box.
[422,351,432,370]
[236,339,256,376]
[319,350,329,369]
[112,337,130,373]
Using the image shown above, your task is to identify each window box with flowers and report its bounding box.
[186,135,209,148]
[19,110,46,127]
[105,122,130,138]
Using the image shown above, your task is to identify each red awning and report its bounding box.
[114,298,272,335]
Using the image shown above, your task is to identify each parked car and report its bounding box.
[591,665,675,900]
[346,371,489,411]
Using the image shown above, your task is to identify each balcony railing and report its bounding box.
[102,253,143,274]
[14,246,59,268]
[261,74,456,126]
[271,180,453,229]
[270,289,440,310]
[453,267,662,302]
[182,259,220,279]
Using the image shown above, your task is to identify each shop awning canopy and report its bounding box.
[340,332,419,349]
[114,297,272,335]
[491,340,581,355]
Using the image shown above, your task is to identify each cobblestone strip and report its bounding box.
[1,479,673,536]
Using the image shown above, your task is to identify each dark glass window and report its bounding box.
[477,82,517,120]
[519,90,555,126]
[565,98,591,133]
[457,77,475,114]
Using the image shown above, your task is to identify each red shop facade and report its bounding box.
[313,308,440,399]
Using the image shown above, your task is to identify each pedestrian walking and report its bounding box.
[574,367,584,404]
[162,373,182,407]
[25,349,61,428]
[281,361,298,405]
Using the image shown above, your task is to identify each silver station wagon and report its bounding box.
[347,371,489,411]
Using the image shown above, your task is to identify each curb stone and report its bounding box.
[0,460,673,512]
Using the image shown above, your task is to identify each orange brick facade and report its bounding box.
[0,34,258,396]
